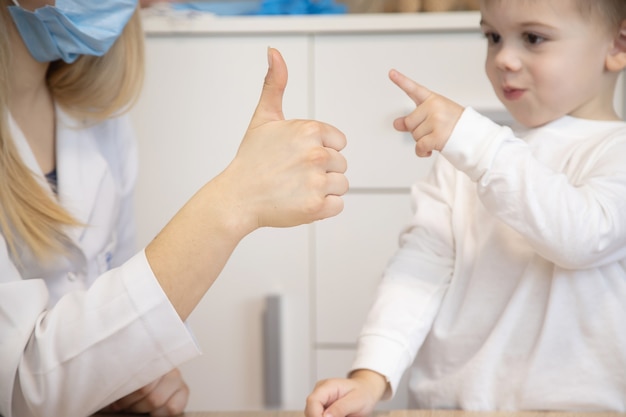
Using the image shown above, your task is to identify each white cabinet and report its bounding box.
[315,193,412,345]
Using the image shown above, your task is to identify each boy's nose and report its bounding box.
[493,46,522,72]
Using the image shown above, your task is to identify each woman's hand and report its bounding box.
[218,48,349,233]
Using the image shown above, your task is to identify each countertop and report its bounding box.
[139,8,482,35]
[97,410,626,417]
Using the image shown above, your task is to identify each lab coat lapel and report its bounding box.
[55,107,107,243]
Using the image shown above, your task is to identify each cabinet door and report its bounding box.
[315,193,413,345]
[314,32,502,189]
[180,226,310,411]
[130,35,312,411]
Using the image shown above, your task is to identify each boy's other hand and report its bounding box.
[305,370,387,417]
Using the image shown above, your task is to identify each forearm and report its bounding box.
[443,108,626,268]
[145,173,253,321]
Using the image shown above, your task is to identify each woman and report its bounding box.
[0,1,348,416]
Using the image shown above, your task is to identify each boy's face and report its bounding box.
[480,0,616,127]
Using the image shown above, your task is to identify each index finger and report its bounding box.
[389,69,432,105]
[319,122,347,152]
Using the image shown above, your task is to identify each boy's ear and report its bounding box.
[606,19,626,72]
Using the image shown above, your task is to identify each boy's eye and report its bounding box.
[484,31,501,45]
[523,32,545,45]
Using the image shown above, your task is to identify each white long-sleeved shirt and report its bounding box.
[352,108,626,411]
[0,108,199,417]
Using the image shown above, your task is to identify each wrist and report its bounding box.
[349,369,389,402]
[203,170,259,240]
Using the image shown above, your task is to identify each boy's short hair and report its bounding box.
[482,0,626,31]
[575,0,626,30]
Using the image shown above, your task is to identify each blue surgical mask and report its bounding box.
[8,0,138,63]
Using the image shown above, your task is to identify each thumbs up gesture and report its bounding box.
[390,69,464,157]
[221,48,349,231]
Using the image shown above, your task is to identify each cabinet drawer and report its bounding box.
[314,32,501,188]
[315,193,413,345]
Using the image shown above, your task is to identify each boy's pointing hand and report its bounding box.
[390,69,464,157]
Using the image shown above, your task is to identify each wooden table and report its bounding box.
[99,410,626,417]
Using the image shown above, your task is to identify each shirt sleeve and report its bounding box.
[0,245,200,417]
[442,107,626,269]
[351,156,456,398]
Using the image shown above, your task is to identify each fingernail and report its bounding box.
[267,46,273,69]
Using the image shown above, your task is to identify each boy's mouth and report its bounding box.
[502,85,525,101]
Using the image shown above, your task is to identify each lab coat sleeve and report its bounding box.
[442,108,626,269]
[0,244,200,417]
[351,156,456,398]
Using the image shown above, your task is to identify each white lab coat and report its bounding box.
[0,107,199,417]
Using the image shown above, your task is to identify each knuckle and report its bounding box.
[308,172,328,192]
[299,188,327,217]
[304,195,327,216]
[305,393,317,405]
[307,147,330,165]
[299,120,323,138]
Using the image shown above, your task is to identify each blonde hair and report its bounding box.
[0,5,145,261]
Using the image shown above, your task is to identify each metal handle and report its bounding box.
[263,294,283,409]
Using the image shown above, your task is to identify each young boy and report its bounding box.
[306,0,626,414]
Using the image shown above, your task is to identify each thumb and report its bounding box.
[249,47,288,128]
[389,68,432,106]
